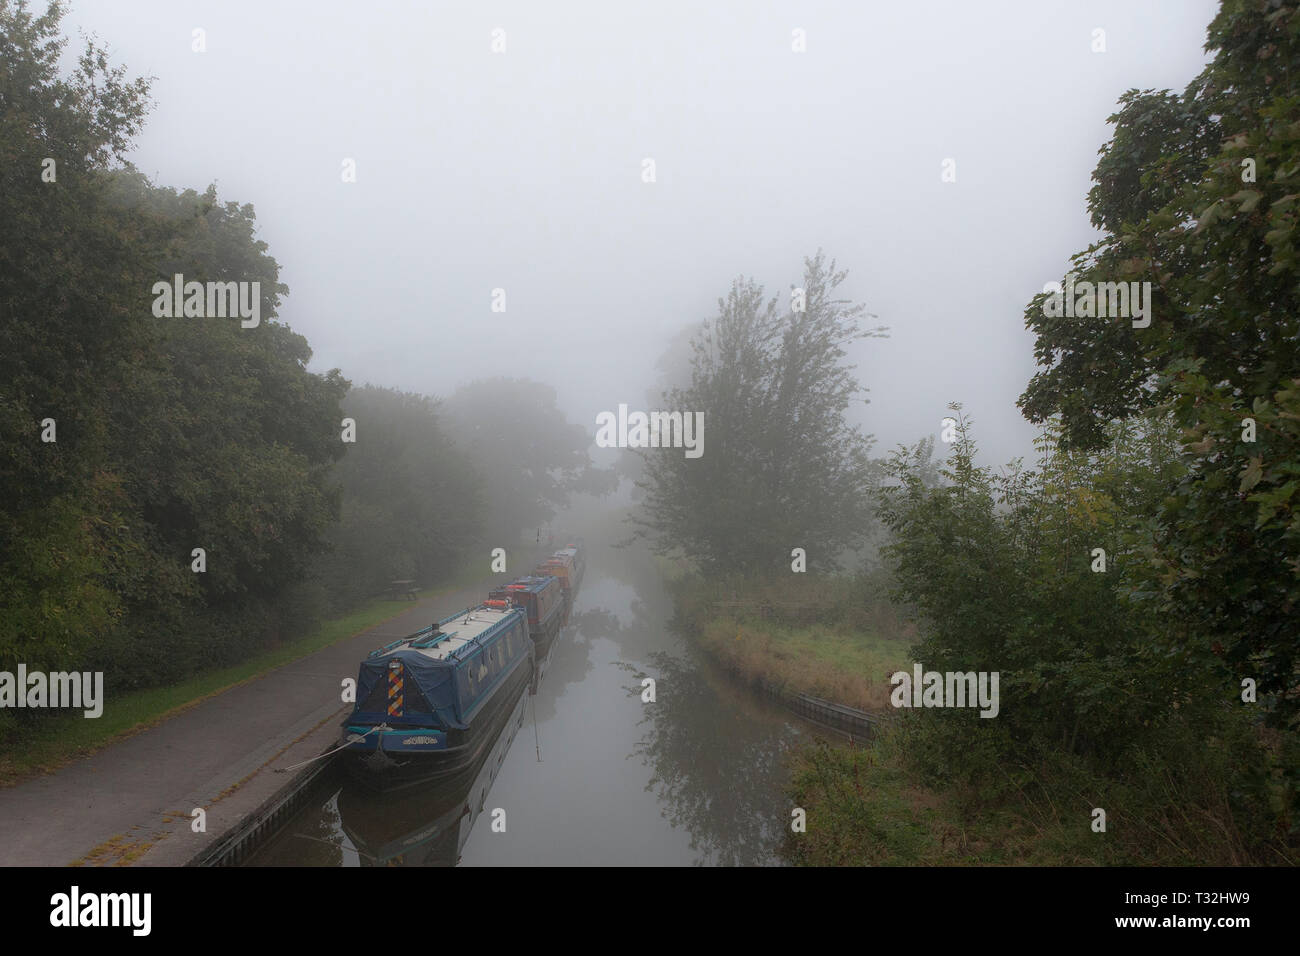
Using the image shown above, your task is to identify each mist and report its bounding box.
[65,0,1217,466]
[8,0,1293,889]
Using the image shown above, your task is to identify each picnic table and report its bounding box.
[387,579,418,601]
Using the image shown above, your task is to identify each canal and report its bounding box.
[246,530,821,866]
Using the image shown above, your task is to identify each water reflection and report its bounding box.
[343,687,528,866]
[250,688,527,867]
[617,650,804,866]
[527,605,599,725]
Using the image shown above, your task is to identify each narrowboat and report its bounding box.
[555,545,584,588]
[340,602,534,791]
[535,553,574,606]
[487,574,565,649]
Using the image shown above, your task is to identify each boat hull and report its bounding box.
[337,686,529,864]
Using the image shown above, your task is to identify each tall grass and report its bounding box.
[785,711,1297,866]
[671,567,914,711]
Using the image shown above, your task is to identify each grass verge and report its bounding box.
[698,617,909,711]
[784,729,1072,865]
[671,569,914,712]
[784,718,1296,866]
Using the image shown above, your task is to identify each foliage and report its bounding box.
[875,407,1292,857]
[441,377,614,543]
[0,0,155,674]
[632,251,884,574]
[313,385,484,611]
[0,3,342,711]
[1018,0,1300,730]
[882,407,1219,761]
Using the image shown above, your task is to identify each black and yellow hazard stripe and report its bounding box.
[387,659,403,717]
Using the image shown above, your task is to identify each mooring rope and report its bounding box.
[274,723,387,773]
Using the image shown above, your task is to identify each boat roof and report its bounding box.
[498,575,556,594]
[371,605,518,663]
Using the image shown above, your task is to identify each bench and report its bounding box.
[387,579,418,601]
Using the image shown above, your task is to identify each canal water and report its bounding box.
[246,531,820,866]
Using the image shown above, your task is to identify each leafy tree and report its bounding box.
[315,385,483,609]
[109,174,349,602]
[881,408,1233,776]
[1,3,351,695]
[441,377,613,543]
[79,174,351,685]
[1018,0,1300,729]
[633,251,883,574]
[877,407,1291,860]
[0,0,153,675]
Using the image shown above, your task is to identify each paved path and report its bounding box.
[0,550,547,866]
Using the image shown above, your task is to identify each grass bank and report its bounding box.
[784,728,1086,865]
[697,618,908,711]
[671,568,912,712]
[784,718,1296,866]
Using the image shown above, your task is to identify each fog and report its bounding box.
[66,0,1218,467]
[8,0,1296,883]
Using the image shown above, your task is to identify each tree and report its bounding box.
[633,251,884,574]
[440,378,612,543]
[0,0,154,675]
[0,2,351,695]
[881,407,1216,773]
[315,385,483,609]
[876,409,1288,860]
[1017,0,1300,730]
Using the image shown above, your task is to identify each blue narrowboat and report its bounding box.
[340,602,533,790]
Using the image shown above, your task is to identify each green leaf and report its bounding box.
[1239,456,1264,493]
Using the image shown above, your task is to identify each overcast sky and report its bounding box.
[65,0,1220,468]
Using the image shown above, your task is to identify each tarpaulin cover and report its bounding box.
[350,649,464,730]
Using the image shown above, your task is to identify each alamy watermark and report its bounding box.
[890,663,999,718]
[595,404,704,458]
[0,665,103,718]
[151,273,261,328]
[50,887,150,936]
[1042,272,1151,328]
